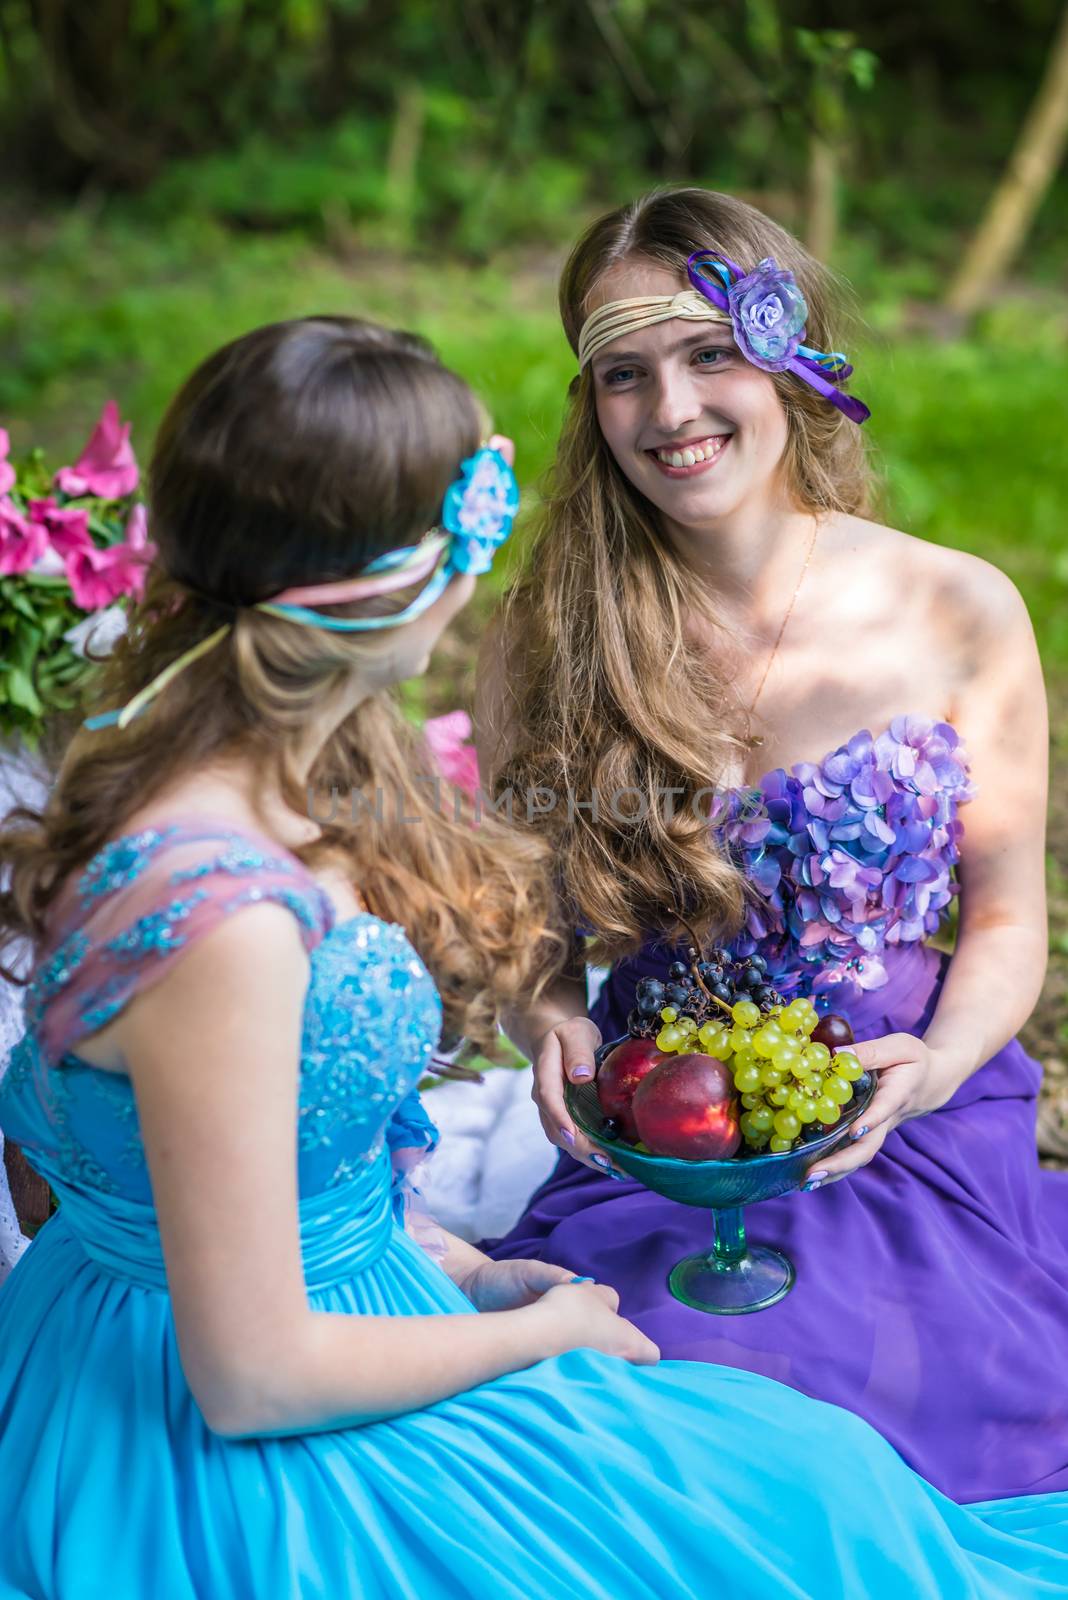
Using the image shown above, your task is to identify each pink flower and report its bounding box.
[64,502,156,611]
[28,498,94,558]
[0,498,48,575]
[424,710,481,798]
[123,501,150,556]
[54,401,139,500]
[0,429,14,498]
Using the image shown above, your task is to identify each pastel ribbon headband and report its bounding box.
[577,289,732,368]
[84,445,520,732]
[577,249,870,426]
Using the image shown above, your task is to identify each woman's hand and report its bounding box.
[529,1278,660,1366]
[806,1034,961,1186]
[531,1017,628,1180]
[456,1256,586,1312]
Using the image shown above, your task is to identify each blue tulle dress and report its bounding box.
[1,818,1067,1600]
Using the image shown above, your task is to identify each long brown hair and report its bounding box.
[0,317,563,1053]
[494,187,873,966]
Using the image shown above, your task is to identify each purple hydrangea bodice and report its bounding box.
[716,715,975,998]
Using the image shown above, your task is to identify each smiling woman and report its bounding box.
[479,185,1068,1506]
[589,270,785,517]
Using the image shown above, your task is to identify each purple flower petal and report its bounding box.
[894,819,931,853]
[872,770,896,805]
[796,888,821,921]
[911,759,939,795]
[894,856,938,884]
[863,811,896,846]
[819,894,843,925]
[750,856,782,896]
[811,770,845,800]
[894,744,917,779]
[823,752,860,785]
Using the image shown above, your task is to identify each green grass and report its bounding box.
[4,212,1067,670]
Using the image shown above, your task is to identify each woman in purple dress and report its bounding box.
[478,187,1068,1504]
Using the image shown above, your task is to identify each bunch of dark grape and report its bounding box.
[627,947,779,1040]
[625,938,863,1156]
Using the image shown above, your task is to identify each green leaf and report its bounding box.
[5,667,43,715]
[4,588,39,622]
[11,618,42,674]
[38,609,71,643]
[88,511,125,544]
[849,48,878,92]
[746,0,783,64]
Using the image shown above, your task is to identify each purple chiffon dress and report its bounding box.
[488,716,1068,1503]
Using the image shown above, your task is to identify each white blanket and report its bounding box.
[419,1068,558,1243]
[0,740,49,1284]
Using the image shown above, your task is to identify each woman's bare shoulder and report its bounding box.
[828,513,1027,636]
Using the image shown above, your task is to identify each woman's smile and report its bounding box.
[646,432,734,477]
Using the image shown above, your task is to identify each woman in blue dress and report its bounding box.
[0,316,1066,1599]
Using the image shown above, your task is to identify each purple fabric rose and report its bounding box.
[727,258,809,372]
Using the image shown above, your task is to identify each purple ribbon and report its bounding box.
[686,251,870,426]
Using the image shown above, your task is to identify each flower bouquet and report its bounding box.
[0,403,153,747]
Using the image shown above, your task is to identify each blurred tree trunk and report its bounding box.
[384,80,425,243]
[945,3,1068,317]
[795,30,876,264]
[806,133,838,262]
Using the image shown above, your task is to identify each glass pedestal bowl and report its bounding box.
[565,1039,876,1316]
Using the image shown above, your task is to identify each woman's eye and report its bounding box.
[604,367,638,385]
[695,349,730,366]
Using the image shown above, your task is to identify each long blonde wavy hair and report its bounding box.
[494,187,873,967]
[0,317,564,1056]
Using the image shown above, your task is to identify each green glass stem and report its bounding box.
[711,1206,747,1266]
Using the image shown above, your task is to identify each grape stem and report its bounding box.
[677,915,734,1018]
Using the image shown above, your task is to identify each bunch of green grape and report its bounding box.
[655,996,864,1153]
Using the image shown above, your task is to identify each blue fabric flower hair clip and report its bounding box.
[440,446,521,577]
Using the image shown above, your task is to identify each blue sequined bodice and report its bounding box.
[0,824,443,1203]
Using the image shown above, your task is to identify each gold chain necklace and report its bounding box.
[746,518,819,746]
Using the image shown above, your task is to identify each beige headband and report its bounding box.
[577,289,732,369]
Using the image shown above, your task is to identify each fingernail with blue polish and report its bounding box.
[571,1065,594,1082]
[802,1178,824,1193]
[569,1275,594,1284]
[590,1153,627,1182]
[850,1125,869,1141]
[559,1128,576,1147]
